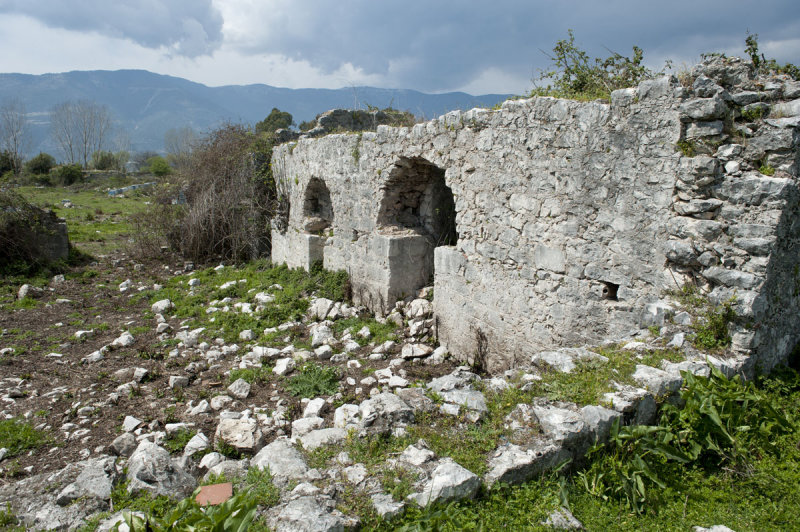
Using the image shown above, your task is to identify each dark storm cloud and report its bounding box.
[0,0,223,57]
[232,0,800,91]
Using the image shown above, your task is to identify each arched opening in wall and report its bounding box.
[302,177,333,233]
[377,157,458,246]
[377,157,458,303]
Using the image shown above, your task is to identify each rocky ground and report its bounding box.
[0,254,750,531]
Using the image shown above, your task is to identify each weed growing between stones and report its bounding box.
[675,139,697,157]
[332,316,398,346]
[759,163,776,176]
[287,362,340,398]
[692,299,736,350]
[162,428,197,454]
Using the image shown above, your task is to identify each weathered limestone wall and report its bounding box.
[272,56,800,373]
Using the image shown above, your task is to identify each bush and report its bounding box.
[131,124,276,263]
[55,163,83,185]
[256,108,293,134]
[24,152,56,175]
[0,150,19,176]
[147,156,172,177]
[0,190,67,275]
[532,30,657,100]
[90,150,117,170]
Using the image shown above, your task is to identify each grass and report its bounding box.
[527,347,685,406]
[228,365,272,384]
[0,419,51,458]
[16,183,149,255]
[148,260,350,344]
[379,367,800,531]
[333,316,399,346]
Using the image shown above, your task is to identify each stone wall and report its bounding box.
[272,56,800,373]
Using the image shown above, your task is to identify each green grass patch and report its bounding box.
[0,419,51,458]
[150,260,350,344]
[333,316,399,346]
[162,428,197,454]
[527,347,685,406]
[384,368,800,531]
[229,365,272,385]
[17,185,149,254]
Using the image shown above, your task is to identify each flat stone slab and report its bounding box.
[484,441,571,487]
[532,405,587,447]
[299,428,348,451]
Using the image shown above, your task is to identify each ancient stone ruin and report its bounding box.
[272,56,800,373]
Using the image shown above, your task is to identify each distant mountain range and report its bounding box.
[0,70,513,156]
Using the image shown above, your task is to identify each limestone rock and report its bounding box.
[406,458,480,506]
[359,393,414,433]
[126,441,195,498]
[55,456,118,506]
[251,438,309,487]
[227,378,251,400]
[484,441,571,487]
[215,418,263,453]
[532,405,587,447]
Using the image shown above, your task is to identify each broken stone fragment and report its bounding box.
[151,299,173,314]
[532,405,587,448]
[226,378,251,400]
[214,417,263,453]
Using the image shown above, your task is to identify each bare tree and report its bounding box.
[50,101,77,164]
[50,100,113,168]
[0,98,30,173]
[164,126,197,171]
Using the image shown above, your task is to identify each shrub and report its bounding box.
[147,156,172,177]
[90,150,117,171]
[24,152,56,175]
[131,124,276,263]
[532,29,657,100]
[255,108,293,134]
[55,163,83,185]
[0,191,67,275]
[0,151,19,176]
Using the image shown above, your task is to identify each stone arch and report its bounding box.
[377,157,458,246]
[302,177,333,233]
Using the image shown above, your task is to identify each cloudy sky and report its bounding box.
[0,0,798,95]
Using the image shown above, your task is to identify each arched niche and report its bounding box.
[302,177,333,233]
[377,157,457,246]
